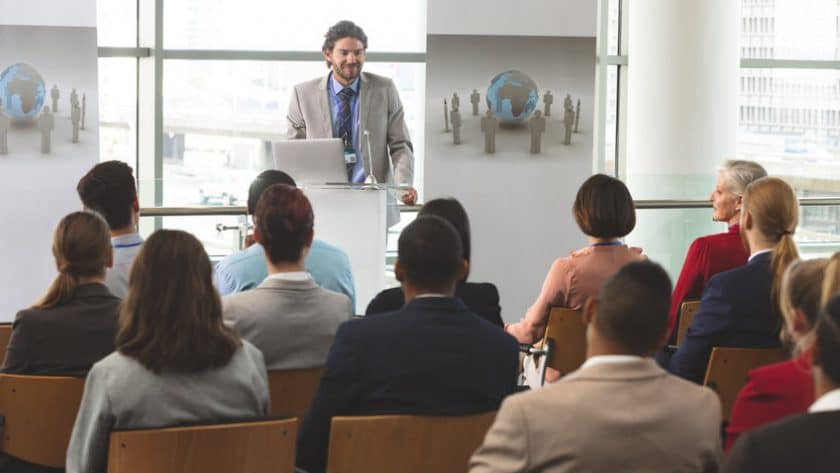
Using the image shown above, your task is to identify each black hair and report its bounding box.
[397,216,463,292]
[247,170,296,215]
[76,161,137,230]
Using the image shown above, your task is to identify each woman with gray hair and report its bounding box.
[668,160,767,334]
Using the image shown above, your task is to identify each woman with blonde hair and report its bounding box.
[67,230,269,473]
[668,177,800,383]
[2,211,119,375]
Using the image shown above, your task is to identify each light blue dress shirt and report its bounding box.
[327,73,365,182]
[214,239,356,310]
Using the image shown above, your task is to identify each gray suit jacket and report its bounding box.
[470,358,722,473]
[285,71,414,186]
[222,276,352,370]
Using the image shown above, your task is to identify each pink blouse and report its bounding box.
[507,244,645,344]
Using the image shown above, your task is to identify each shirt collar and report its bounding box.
[809,388,840,413]
[580,355,644,370]
[112,232,143,247]
[748,248,773,262]
[329,72,360,96]
[266,272,311,282]
[414,293,449,299]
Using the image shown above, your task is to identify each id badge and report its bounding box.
[343,146,357,165]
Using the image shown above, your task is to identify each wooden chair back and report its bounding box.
[107,418,297,473]
[0,324,12,366]
[703,347,788,421]
[326,412,496,473]
[0,374,86,468]
[675,300,701,346]
[543,308,587,377]
[267,367,323,419]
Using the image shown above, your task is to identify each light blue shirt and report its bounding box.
[105,232,143,299]
[327,73,365,182]
[214,239,356,309]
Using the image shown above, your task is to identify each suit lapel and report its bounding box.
[318,75,332,137]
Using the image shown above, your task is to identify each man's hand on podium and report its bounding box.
[400,186,418,205]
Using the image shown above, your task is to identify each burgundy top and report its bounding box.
[669,224,748,332]
[725,351,814,452]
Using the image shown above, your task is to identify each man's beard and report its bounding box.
[334,63,360,83]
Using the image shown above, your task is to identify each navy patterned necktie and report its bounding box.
[337,87,355,146]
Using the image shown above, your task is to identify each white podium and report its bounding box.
[302,184,387,314]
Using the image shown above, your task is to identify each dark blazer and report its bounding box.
[364,281,503,327]
[723,410,840,473]
[1,283,120,376]
[667,252,782,383]
[296,297,519,473]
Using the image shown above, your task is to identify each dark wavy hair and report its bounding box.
[77,161,137,230]
[322,20,368,67]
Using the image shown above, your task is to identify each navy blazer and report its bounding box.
[364,281,504,328]
[296,297,519,473]
[668,251,782,383]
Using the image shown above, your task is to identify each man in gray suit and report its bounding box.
[470,261,722,473]
[222,184,352,371]
[286,21,417,218]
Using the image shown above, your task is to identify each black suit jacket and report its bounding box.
[723,410,840,473]
[296,297,519,473]
[365,281,503,327]
[1,283,120,376]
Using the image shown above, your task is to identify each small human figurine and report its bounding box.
[71,103,81,143]
[444,98,450,132]
[563,103,575,145]
[451,92,460,112]
[480,109,498,154]
[574,98,581,133]
[50,84,60,113]
[81,94,87,130]
[450,106,462,145]
[528,110,546,154]
[70,88,79,110]
[564,93,573,112]
[543,90,554,116]
[470,89,480,116]
[39,106,55,154]
[0,98,9,155]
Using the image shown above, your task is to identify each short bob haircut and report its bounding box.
[255,184,314,264]
[573,174,636,238]
[418,197,471,264]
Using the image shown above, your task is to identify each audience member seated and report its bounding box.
[223,184,352,370]
[666,177,799,383]
[2,212,119,375]
[506,174,644,345]
[76,160,143,299]
[726,253,840,450]
[669,160,766,333]
[66,230,269,473]
[723,294,840,473]
[365,197,502,327]
[214,170,355,307]
[470,261,722,473]
[296,216,519,473]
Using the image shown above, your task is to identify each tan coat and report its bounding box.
[470,358,722,473]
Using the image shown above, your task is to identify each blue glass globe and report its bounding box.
[0,63,47,121]
[485,70,539,123]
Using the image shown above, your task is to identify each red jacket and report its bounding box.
[724,352,814,451]
[669,225,748,332]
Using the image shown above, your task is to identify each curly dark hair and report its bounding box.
[322,20,368,67]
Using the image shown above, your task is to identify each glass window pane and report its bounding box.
[741,0,840,60]
[737,68,840,196]
[161,60,425,206]
[163,0,426,52]
[98,58,137,171]
[603,64,619,176]
[96,0,136,47]
[139,214,246,260]
[606,0,621,56]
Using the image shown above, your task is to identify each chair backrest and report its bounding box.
[107,418,297,473]
[0,324,12,366]
[703,347,788,421]
[0,374,86,468]
[543,308,587,377]
[267,367,323,419]
[675,300,701,346]
[326,412,497,473]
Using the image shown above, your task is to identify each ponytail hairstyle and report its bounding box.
[814,295,840,387]
[820,252,840,308]
[779,258,828,354]
[741,177,800,309]
[33,211,111,309]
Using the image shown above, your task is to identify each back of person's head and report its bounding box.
[418,197,471,269]
[254,184,314,265]
[247,170,296,215]
[76,161,137,230]
[741,176,800,306]
[573,174,636,239]
[821,252,840,307]
[814,295,840,387]
[116,230,240,373]
[33,211,111,310]
[592,261,672,356]
[780,258,829,352]
[719,160,767,196]
[396,215,463,293]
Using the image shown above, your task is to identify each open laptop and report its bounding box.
[272,138,348,184]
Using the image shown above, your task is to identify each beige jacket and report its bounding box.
[470,358,722,473]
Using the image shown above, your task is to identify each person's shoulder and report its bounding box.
[217,247,262,270]
[293,76,325,91]
[459,281,500,302]
[236,340,267,369]
[310,239,350,261]
[362,71,394,87]
[312,285,352,308]
[747,358,809,392]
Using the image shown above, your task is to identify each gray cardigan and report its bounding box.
[222,276,352,370]
[66,342,269,473]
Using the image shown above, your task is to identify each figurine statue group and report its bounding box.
[443,89,581,154]
[0,84,87,156]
